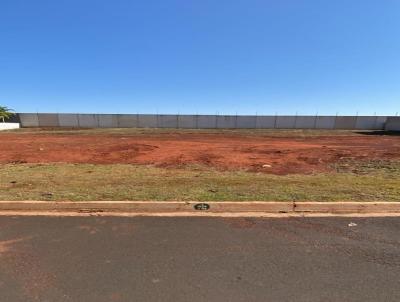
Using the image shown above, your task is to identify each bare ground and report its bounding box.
[1,129,400,174]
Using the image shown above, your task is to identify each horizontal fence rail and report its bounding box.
[12,113,399,130]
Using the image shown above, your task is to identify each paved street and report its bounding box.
[0,216,399,301]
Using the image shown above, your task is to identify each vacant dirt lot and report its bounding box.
[1,130,399,174]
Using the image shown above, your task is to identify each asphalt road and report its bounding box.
[1,216,400,302]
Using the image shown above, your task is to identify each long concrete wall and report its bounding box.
[385,117,400,131]
[16,113,393,130]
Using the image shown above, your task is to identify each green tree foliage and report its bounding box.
[0,106,14,122]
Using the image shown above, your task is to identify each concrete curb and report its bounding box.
[0,201,400,214]
[293,202,400,213]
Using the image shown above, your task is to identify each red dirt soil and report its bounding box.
[1,132,399,174]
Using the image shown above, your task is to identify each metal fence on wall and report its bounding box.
[14,113,392,130]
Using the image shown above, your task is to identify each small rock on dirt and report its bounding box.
[262,164,272,168]
[348,222,357,227]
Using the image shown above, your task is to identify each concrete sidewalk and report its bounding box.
[1,201,400,216]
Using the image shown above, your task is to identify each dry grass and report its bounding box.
[1,162,399,201]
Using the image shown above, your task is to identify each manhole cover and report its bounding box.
[194,203,210,211]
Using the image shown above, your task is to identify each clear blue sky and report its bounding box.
[1,0,399,115]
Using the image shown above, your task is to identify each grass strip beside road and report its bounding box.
[1,163,399,202]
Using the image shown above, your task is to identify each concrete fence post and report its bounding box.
[334,113,338,129]
[373,115,378,130]
[355,112,359,130]
[313,114,318,129]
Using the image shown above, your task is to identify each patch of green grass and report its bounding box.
[1,163,399,201]
[332,159,400,174]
